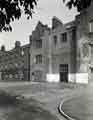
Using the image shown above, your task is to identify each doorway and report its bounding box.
[59,64,68,82]
[90,68,93,83]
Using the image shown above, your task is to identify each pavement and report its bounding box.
[61,84,93,120]
[0,82,82,120]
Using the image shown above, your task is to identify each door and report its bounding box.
[59,64,68,83]
[90,68,93,82]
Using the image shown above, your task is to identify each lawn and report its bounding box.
[5,99,59,120]
[0,90,59,120]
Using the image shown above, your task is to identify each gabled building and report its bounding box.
[29,17,77,83]
[29,1,93,84]
[0,1,93,84]
[30,21,50,82]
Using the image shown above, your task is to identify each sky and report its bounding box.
[0,0,78,50]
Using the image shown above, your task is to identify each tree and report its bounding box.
[63,0,92,12]
[0,0,38,32]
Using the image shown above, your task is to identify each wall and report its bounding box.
[75,1,93,83]
[46,18,77,83]
[30,22,50,82]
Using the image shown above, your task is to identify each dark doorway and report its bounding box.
[90,68,93,83]
[59,64,68,83]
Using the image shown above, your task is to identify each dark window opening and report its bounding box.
[60,32,67,42]
[53,35,57,46]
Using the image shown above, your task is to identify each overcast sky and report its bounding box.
[0,0,78,50]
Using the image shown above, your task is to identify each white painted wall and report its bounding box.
[76,73,88,84]
[46,74,60,82]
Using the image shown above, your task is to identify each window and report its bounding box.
[21,50,24,56]
[89,21,93,33]
[36,39,42,48]
[36,55,42,64]
[53,35,57,46]
[60,32,67,42]
[72,29,76,40]
[82,43,89,57]
[59,64,68,72]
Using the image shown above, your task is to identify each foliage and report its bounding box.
[63,0,92,12]
[0,0,38,31]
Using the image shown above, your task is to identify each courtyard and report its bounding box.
[0,82,92,120]
[0,82,79,120]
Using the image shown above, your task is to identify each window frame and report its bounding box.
[35,54,42,64]
[60,32,67,43]
[35,39,42,48]
[53,35,57,46]
[89,21,93,33]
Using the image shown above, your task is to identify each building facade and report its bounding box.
[0,1,93,83]
[75,1,93,83]
[30,21,50,82]
[46,17,77,83]
[0,41,30,81]
[29,1,93,84]
[29,17,77,83]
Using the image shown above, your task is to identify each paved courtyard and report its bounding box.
[0,82,81,120]
[62,84,93,120]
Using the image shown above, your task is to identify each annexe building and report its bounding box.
[0,41,30,81]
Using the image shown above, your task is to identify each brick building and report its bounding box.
[0,41,30,81]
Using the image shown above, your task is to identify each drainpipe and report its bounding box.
[49,35,52,74]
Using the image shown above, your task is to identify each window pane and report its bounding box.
[36,39,42,48]
[89,21,93,32]
[53,35,57,46]
[60,32,67,42]
[36,55,42,64]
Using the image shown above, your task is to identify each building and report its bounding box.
[0,41,30,81]
[30,21,50,82]
[29,1,93,84]
[0,1,93,83]
[75,1,93,83]
[29,18,77,83]
[46,17,77,83]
